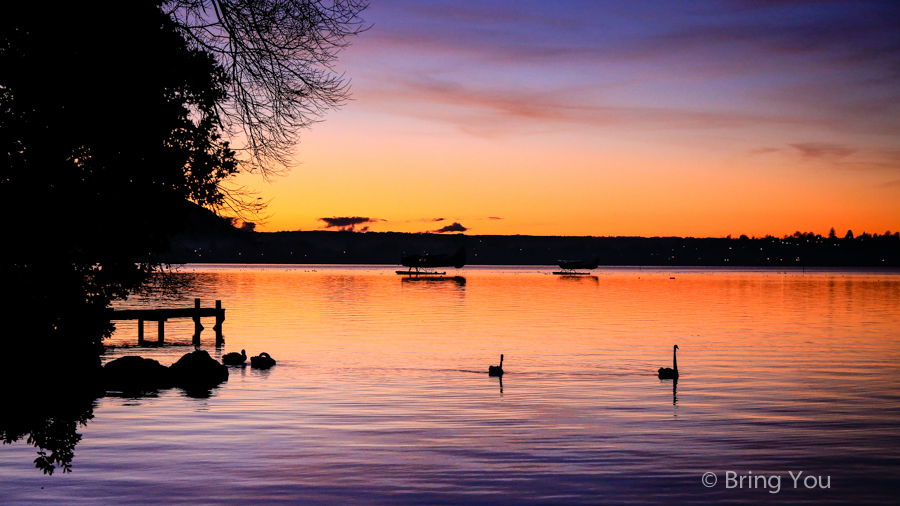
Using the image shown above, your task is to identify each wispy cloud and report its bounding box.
[366,1,900,72]
[350,1,900,136]
[749,147,782,155]
[790,142,857,159]
[358,78,804,136]
[784,143,900,171]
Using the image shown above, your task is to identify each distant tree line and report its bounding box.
[162,209,900,267]
[745,228,900,241]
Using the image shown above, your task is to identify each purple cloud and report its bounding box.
[347,1,900,137]
[790,142,857,159]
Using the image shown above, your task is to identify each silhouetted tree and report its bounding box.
[165,0,368,175]
[1,1,366,366]
[0,2,240,365]
[845,229,854,239]
[829,227,837,239]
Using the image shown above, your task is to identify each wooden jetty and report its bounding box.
[108,298,225,346]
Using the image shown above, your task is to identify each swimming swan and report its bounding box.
[251,352,276,369]
[488,354,504,376]
[222,349,247,366]
[657,345,679,379]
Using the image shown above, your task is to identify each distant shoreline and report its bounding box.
[165,228,900,267]
[164,206,900,267]
[175,263,900,273]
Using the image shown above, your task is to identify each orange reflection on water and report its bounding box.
[67,266,900,504]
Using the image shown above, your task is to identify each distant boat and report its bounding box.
[398,247,467,275]
[553,256,600,275]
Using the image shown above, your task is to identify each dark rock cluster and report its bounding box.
[103,350,228,394]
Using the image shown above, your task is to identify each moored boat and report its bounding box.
[554,256,600,275]
[398,246,467,275]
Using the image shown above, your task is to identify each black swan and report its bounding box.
[657,345,679,379]
[222,349,247,366]
[488,354,504,376]
[251,352,276,369]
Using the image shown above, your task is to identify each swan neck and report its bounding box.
[673,347,678,372]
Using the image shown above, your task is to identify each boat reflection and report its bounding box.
[556,274,599,283]
[400,276,466,288]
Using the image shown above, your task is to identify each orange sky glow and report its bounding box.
[232,1,900,238]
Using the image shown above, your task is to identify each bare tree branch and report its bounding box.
[165,0,368,178]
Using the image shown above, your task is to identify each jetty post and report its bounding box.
[213,299,225,345]
[138,319,145,346]
[158,319,166,345]
[192,298,204,346]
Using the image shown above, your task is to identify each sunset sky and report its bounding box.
[233,0,900,238]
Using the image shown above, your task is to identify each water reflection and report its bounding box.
[176,386,221,399]
[129,270,222,305]
[250,367,273,380]
[105,390,164,401]
[0,392,97,475]
[321,274,377,306]
[0,353,233,475]
[400,275,466,288]
[103,381,225,401]
[555,274,599,284]
[3,267,898,504]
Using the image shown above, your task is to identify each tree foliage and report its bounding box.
[1,0,366,360]
[0,1,240,355]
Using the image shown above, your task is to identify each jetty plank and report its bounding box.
[107,299,225,345]
[108,307,223,320]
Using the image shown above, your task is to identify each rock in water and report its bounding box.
[169,350,229,390]
[104,356,172,392]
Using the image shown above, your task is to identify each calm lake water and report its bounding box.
[3,265,899,504]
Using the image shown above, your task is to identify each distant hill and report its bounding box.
[162,206,900,267]
[161,202,249,263]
